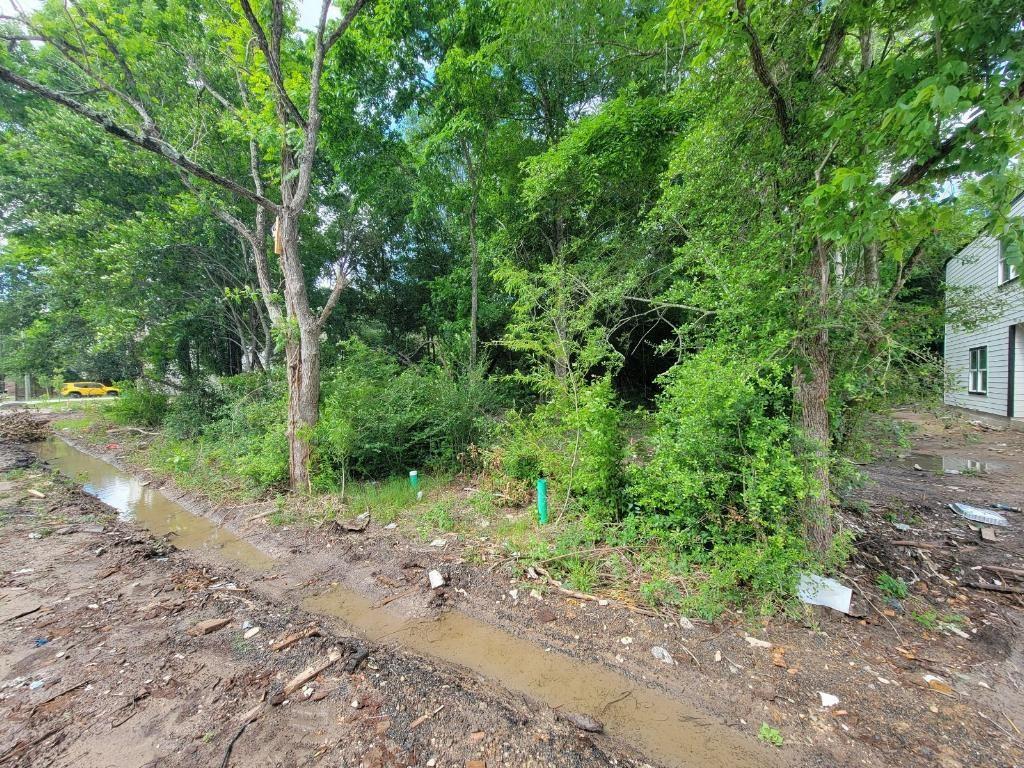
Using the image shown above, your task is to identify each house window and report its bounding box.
[969,346,988,394]
[1000,239,1020,284]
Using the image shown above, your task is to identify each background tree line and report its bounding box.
[0,0,1021,610]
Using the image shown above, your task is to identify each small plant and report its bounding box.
[911,609,939,629]
[758,723,783,747]
[417,503,456,539]
[876,572,909,600]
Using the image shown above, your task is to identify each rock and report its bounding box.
[335,511,370,532]
[651,646,674,665]
[819,692,839,707]
[529,589,542,600]
[620,636,633,645]
[536,607,557,623]
[745,636,772,649]
[508,589,518,601]
[430,538,446,548]
[243,626,261,639]
[557,711,604,733]
[428,570,446,589]
[186,617,231,636]
[678,617,695,631]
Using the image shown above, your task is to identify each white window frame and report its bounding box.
[969,346,988,395]
[999,239,1020,285]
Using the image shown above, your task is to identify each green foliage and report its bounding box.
[105,382,169,428]
[758,724,783,748]
[163,379,225,439]
[316,340,500,487]
[628,345,811,545]
[876,573,910,600]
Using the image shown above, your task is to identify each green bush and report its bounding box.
[628,346,811,544]
[106,381,169,428]
[495,376,625,511]
[163,378,225,439]
[315,340,500,487]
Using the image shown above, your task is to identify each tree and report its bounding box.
[651,0,1023,551]
[0,0,371,490]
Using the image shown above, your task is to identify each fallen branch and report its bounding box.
[279,648,343,699]
[105,426,161,436]
[270,625,320,651]
[891,540,943,549]
[978,565,1024,579]
[963,582,1024,595]
[408,704,445,730]
[220,702,265,768]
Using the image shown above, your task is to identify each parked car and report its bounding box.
[60,382,120,398]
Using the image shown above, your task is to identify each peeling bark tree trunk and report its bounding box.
[795,238,833,553]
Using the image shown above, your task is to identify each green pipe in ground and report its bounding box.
[409,470,419,491]
[537,478,548,525]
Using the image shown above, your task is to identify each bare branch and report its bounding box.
[324,0,371,53]
[236,0,306,128]
[317,258,350,330]
[0,65,279,213]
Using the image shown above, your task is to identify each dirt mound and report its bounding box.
[0,410,49,442]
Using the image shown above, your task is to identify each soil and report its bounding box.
[2,405,1022,767]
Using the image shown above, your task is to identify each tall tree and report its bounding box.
[0,0,371,490]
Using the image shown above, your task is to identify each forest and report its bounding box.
[0,0,1022,616]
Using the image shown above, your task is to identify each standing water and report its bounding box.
[35,437,272,569]
[35,436,779,768]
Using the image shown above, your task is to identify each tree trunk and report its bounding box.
[795,238,833,553]
[278,212,321,492]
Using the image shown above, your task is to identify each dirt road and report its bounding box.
[3,406,1023,767]
[0,442,651,767]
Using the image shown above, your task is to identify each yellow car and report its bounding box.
[60,382,120,398]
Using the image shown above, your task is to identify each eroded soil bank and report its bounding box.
[3,406,1023,767]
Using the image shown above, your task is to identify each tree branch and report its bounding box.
[317,259,349,330]
[0,65,279,213]
[236,0,306,129]
[813,2,849,80]
[735,0,791,143]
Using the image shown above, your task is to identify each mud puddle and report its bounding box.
[34,437,272,569]
[34,438,775,768]
[896,452,1007,474]
[306,586,774,768]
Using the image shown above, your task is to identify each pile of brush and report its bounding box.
[0,410,49,442]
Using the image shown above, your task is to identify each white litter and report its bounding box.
[819,692,839,707]
[949,503,1009,527]
[797,573,852,614]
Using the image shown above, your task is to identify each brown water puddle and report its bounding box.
[34,437,272,570]
[36,438,776,768]
[306,586,776,768]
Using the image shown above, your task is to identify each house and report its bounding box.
[944,194,1023,421]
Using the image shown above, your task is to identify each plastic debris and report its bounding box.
[991,503,1021,513]
[892,522,911,532]
[33,637,48,647]
[651,646,675,665]
[797,573,852,614]
[819,692,839,707]
[29,680,44,690]
[950,503,1008,527]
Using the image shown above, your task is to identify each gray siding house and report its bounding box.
[944,194,1024,420]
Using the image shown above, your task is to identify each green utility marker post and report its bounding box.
[409,470,419,491]
[537,478,548,525]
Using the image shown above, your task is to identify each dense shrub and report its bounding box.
[627,346,811,542]
[315,340,501,487]
[495,376,625,511]
[163,378,226,439]
[106,381,169,428]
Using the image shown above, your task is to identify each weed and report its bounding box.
[417,503,456,539]
[758,723,783,747]
[876,572,909,600]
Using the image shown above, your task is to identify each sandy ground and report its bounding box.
[2,405,1022,767]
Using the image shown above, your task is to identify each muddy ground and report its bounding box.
[0,442,648,768]
[2,406,1023,767]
